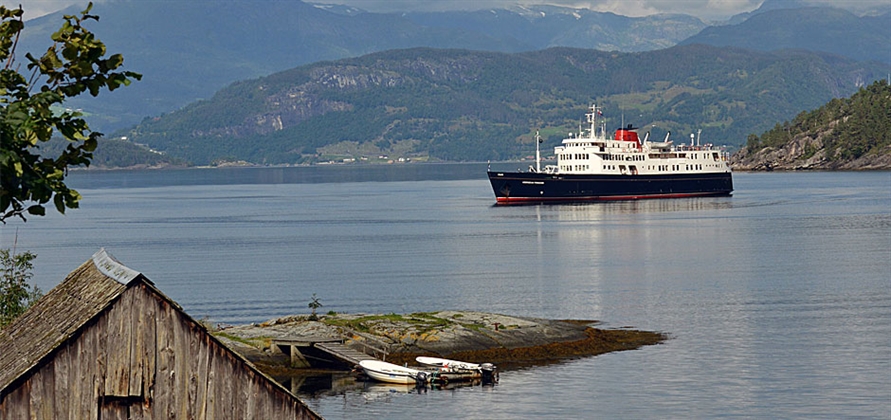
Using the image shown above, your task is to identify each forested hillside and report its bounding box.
[38,138,185,169]
[732,80,891,170]
[117,45,886,166]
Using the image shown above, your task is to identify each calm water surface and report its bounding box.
[1,165,889,418]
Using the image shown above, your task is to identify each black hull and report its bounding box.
[488,171,733,205]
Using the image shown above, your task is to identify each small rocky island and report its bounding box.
[213,311,666,375]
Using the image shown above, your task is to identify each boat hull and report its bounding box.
[487,171,733,205]
[416,356,480,371]
[359,360,419,384]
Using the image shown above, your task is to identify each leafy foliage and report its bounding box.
[1,248,42,328]
[0,4,141,223]
[746,80,891,161]
[120,45,886,165]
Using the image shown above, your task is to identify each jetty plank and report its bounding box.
[315,342,375,365]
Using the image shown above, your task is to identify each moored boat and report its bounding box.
[359,360,421,385]
[415,356,481,371]
[360,358,498,386]
[415,356,498,385]
[487,105,733,205]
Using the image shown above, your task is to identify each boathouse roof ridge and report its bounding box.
[0,248,129,393]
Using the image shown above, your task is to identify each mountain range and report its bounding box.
[681,6,891,63]
[109,44,885,166]
[9,0,890,167]
[16,1,706,132]
[15,0,889,135]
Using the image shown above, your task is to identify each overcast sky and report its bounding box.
[12,0,889,22]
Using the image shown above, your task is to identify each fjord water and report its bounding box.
[2,165,889,418]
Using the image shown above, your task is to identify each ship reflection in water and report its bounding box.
[549,196,735,221]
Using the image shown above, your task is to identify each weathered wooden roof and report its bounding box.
[1,249,322,418]
[0,249,135,392]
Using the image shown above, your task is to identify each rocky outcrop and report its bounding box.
[214,311,666,372]
[731,133,891,171]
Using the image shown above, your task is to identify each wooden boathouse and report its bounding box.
[0,249,321,419]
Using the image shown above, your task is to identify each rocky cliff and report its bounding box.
[731,131,891,171]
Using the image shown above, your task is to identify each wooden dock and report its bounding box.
[314,342,373,365]
[271,336,376,368]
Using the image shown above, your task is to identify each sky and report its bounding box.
[9,0,890,22]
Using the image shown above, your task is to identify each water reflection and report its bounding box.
[277,372,361,398]
[545,197,734,221]
[279,371,490,402]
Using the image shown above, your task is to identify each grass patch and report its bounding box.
[458,322,488,332]
[322,312,455,335]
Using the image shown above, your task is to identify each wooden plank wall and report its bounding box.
[0,282,320,419]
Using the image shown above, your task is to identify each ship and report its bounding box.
[487,105,733,205]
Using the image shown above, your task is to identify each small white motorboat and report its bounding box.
[415,356,480,371]
[359,360,422,385]
[416,356,499,385]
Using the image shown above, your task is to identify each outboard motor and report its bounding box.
[480,363,498,385]
[414,371,429,388]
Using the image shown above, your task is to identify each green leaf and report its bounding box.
[53,194,66,214]
[27,205,46,216]
[83,137,98,152]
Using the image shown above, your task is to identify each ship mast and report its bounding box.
[535,130,542,172]
[587,104,600,139]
